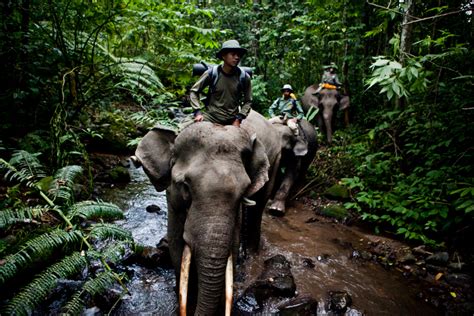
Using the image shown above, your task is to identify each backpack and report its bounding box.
[192,62,252,105]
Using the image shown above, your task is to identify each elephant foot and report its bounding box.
[268,200,286,217]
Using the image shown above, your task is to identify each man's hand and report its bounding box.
[232,119,241,127]
[194,114,204,122]
[288,118,298,124]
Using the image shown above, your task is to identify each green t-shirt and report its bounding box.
[189,66,252,124]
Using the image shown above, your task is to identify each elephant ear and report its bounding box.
[245,133,270,197]
[339,95,350,111]
[135,125,177,192]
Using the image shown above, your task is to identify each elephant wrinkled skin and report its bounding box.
[301,85,350,144]
[134,110,317,315]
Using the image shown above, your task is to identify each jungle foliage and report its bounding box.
[1,0,473,313]
[0,151,134,314]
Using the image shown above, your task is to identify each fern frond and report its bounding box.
[47,165,83,205]
[4,252,87,315]
[63,270,125,315]
[89,224,132,242]
[0,229,83,285]
[1,150,46,187]
[0,206,50,230]
[68,201,123,221]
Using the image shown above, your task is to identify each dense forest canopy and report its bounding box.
[0,0,473,313]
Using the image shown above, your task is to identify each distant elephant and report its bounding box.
[301,85,350,145]
[133,110,317,315]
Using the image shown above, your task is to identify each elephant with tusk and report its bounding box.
[133,110,317,315]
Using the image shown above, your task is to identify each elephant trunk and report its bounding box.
[184,208,237,315]
[323,110,333,144]
[194,254,229,315]
[179,246,233,316]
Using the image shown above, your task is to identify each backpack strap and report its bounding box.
[206,65,248,105]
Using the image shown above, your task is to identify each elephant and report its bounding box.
[132,110,317,315]
[301,85,350,145]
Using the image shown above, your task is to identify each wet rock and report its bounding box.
[426,264,447,274]
[323,184,350,201]
[444,273,472,288]
[277,295,319,315]
[239,255,296,308]
[108,166,131,183]
[345,307,364,316]
[327,291,352,314]
[302,257,315,269]
[397,250,416,264]
[146,204,162,214]
[132,243,172,269]
[426,252,450,266]
[234,291,262,315]
[448,262,465,271]
[95,286,123,312]
[82,307,101,316]
[316,254,331,263]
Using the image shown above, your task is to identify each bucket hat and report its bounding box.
[323,62,338,70]
[281,84,293,92]
[216,40,248,59]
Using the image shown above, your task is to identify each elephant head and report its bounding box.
[134,122,270,315]
[301,85,350,145]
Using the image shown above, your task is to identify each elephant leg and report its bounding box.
[242,156,280,255]
[243,196,265,254]
[268,159,301,217]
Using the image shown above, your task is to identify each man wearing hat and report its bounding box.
[314,62,342,94]
[268,84,307,155]
[189,39,252,127]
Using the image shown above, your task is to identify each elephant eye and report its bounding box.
[177,180,191,203]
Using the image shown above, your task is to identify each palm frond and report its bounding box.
[1,151,46,187]
[0,230,83,285]
[68,201,123,221]
[4,252,87,315]
[63,270,125,316]
[0,206,49,230]
[47,165,83,205]
[89,224,133,242]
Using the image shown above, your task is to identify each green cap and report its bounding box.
[323,62,338,70]
[216,40,248,59]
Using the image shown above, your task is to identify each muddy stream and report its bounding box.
[101,164,439,315]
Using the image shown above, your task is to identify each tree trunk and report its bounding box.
[397,0,415,109]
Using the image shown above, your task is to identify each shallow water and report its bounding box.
[105,164,439,315]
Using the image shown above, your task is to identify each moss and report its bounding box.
[108,166,131,183]
[324,184,350,200]
[321,204,349,220]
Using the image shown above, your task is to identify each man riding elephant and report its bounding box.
[268,84,308,156]
[189,39,252,127]
[314,62,342,95]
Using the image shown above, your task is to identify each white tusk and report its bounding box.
[225,254,233,316]
[179,244,192,316]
